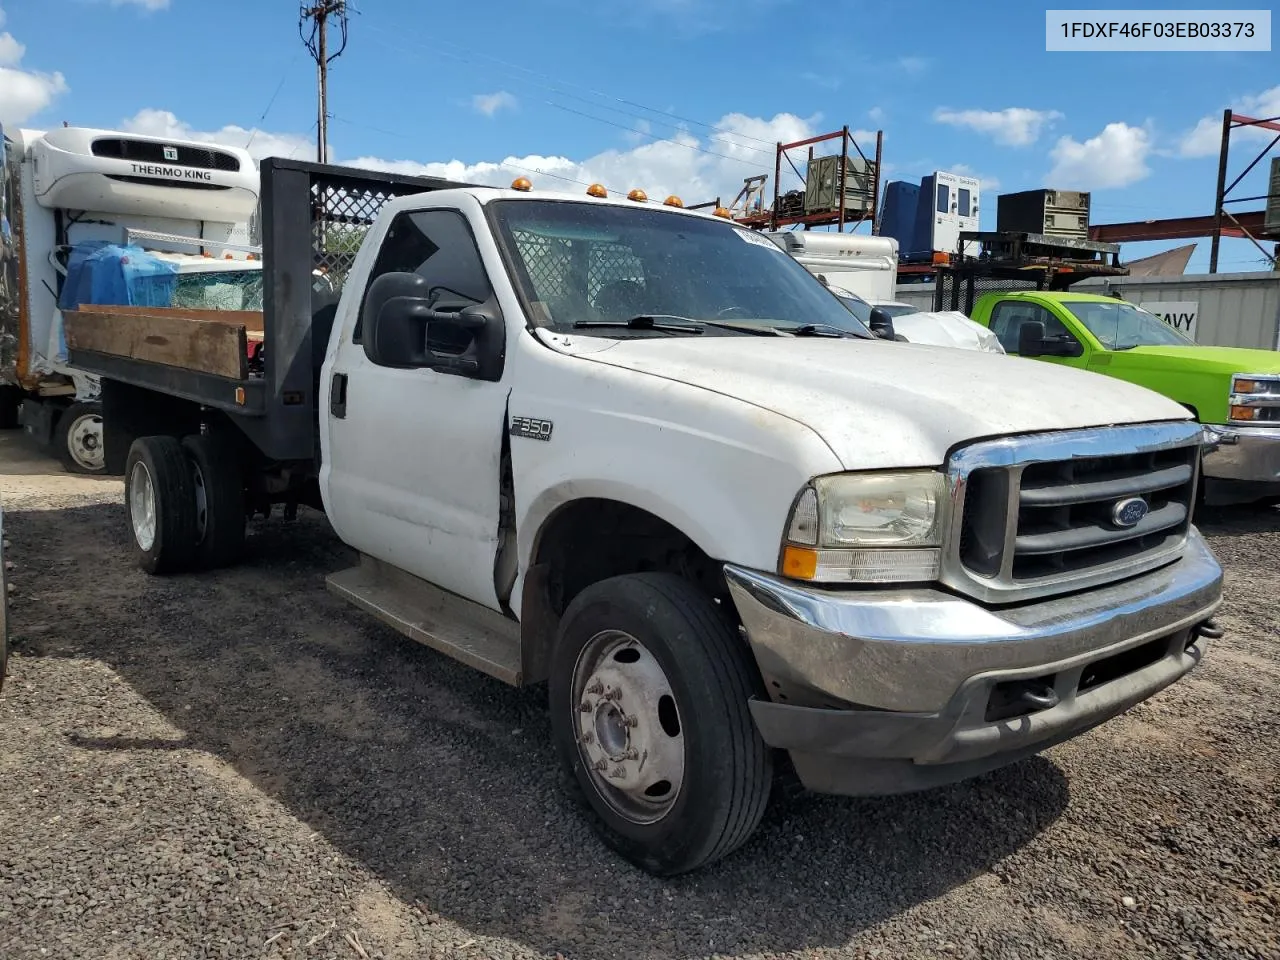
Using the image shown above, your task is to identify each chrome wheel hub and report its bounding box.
[67,412,104,472]
[572,630,684,824]
[128,461,157,551]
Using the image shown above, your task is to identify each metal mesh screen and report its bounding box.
[934,271,1044,313]
[509,230,645,308]
[310,178,431,300]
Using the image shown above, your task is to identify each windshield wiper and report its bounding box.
[573,315,704,334]
[782,323,859,339]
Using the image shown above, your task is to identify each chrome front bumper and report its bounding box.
[1202,424,1280,483]
[723,528,1224,796]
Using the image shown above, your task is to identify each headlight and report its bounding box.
[780,471,948,584]
[1230,374,1280,425]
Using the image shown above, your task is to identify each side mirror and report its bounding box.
[362,271,506,379]
[1017,319,1048,357]
[868,306,896,341]
[1017,320,1083,358]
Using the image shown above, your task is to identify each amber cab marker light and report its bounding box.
[663,195,684,207]
[781,545,818,580]
[511,177,532,192]
[627,188,648,202]
[713,206,732,218]
[586,183,608,198]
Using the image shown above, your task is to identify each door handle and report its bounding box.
[329,372,348,419]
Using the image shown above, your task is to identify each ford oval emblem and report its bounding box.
[1111,497,1149,528]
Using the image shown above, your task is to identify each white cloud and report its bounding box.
[897,56,929,75]
[0,29,23,67]
[120,108,315,161]
[933,107,1064,147]
[348,111,819,205]
[1047,122,1152,189]
[1177,85,1280,157]
[0,8,68,125]
[471,91,517,118]
[868,106,884,123]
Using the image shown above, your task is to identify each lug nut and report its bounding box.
[586,681,604,695]
[623,715,639,728]
[579,701,592,713]
[579,732,594,745]
[608,766,626,780]
[593,758,608,772]
[623,748,639,760]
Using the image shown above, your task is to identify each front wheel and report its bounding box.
[56,401,106,475]
[549,573,772,876]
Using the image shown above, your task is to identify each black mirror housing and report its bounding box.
[1017,319,1048,357]
[361,271,506,380]
[868,306,896,341]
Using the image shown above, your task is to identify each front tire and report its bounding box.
[56,401,106,475]
[549,573,772,876]
[125,436,197,575]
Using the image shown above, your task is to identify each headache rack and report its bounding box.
[943,420,1204,604]
[62,157,469,466]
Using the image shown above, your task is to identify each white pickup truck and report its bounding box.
[65,159,1225,876]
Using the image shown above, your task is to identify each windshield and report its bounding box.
[172,270,264,311]
[489,200,873,338]
[1063,300,1194,349]
[836,293,872,323]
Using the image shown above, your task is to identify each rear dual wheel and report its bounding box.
[124,434,245,575]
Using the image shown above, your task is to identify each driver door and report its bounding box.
[321,207,510,611]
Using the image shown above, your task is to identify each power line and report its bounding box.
[360,24,782,157]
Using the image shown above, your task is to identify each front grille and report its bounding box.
[946,421,1202,604]
[91,137,241,172]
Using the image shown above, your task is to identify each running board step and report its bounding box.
[326,555,523,685]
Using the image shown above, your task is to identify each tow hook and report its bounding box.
[1191,618,1223,641]
[1011,680,1060,711]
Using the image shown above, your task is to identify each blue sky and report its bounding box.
[2,0,1276,272]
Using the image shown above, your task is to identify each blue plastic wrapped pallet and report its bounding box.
[58,242,179,312]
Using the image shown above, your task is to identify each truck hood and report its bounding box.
[1106,344,1280,375]
[565,335,1191,469]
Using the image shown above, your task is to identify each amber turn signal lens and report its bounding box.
[511,177,532,191]
[781,545,818,580]
[1230,405,1257,420]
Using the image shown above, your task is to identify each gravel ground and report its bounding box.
[0,431,1276,960]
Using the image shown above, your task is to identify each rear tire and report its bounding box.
[0,387,21,431]
[125,436,197,575]
[181,433,246,569]
[56,401,106,475]
[549,572,772,876]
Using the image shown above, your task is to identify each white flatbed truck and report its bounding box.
[65,158,1225,876]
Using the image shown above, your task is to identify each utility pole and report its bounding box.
[300,1,349,164]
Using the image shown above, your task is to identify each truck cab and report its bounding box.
[66,161,1225,877]
[971,291,1280,504]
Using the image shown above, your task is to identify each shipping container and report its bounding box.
[996,189,1091,238]
[1265,157,1280,238]
[804,154,876,216]
[893,271,1280,350]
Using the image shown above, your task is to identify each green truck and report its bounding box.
[969,291,1280,506]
